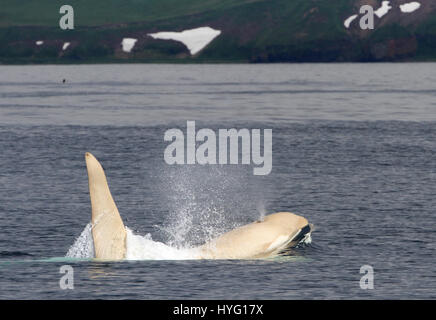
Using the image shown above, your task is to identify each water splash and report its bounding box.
[66,163,271,260]
[157,164,268,248]
[65,224,200,260]
[66,223,95,259]
[256,202,267,220]
[125,228,199,260]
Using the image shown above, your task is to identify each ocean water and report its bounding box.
[0,63,435,299]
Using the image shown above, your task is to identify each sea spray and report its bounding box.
[66,223,199,260]
[66,158,270,260]
[256,201,267,220]
[158,164,265,248]
[125,228,199,260]
[66,223,95,259]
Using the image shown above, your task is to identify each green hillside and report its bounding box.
[0,0,266,26]
[0,0,435,63]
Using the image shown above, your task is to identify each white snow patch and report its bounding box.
[400,2,421,13]
[36,41,43,46]
[62,42,70,51]
[375,1,392,18]
[121,38,138,53]
[148,26,221,55]
[344,14,358,28]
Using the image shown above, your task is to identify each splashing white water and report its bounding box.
[66,221,312,260]
[66,166,271,260]
[256,202,267,221]
[66,223,95,259]
[156,165,268,248]
[66,223,199,260]
[125,228,199,260]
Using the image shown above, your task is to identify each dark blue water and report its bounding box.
[0,64,435,299]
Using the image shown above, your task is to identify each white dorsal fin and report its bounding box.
[85,152,126,260]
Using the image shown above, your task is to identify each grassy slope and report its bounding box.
[415,14,436,60]
[0,0,266,26]
[0,0,355,62]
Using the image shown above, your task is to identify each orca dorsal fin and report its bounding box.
[85,152,126,260]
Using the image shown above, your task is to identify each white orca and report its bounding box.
[85,152,312,260]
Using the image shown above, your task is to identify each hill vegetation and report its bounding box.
[0,0,435,63]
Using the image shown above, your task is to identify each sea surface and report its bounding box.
[0,64,435,299]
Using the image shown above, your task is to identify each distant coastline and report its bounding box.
[1,0,436,64]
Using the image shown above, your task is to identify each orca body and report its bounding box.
[85,153,312,260]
